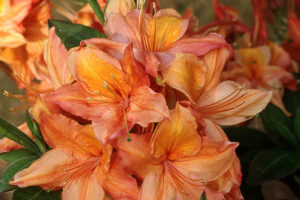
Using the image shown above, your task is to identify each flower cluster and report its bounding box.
[0,0,299,200]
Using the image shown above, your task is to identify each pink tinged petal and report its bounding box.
[127,86,169,127]
[103,159,139,200]
[205,187,225,200]
[202,119,229,142]
[62,167,105,200]
[269,42,292,70]
[169,33,231,57]
[92,108,128,145]
[44,27,71,89]
[264,66,297,91]
[288,12,300,47]
[46,82,111,121]
[173,137,238,182]
[11,148,85,189]
[269,87,291,116]
[198,81,272,125]
[104,11,140,46]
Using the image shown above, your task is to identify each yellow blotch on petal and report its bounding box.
[0,0,10,16]
[140,9,188,52]
[70,47,131,99]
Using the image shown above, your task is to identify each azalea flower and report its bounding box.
[11,114,139,200]
[222,46,296,115]
[117,104,238,200]
[47,44,169,144]
[104,4,232,76]
[162,46,272,135]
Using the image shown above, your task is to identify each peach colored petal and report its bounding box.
[197,81,272,125]
[264,66,297,91]
[102,158,139,200]
[46,82,112,121]
[162,53,207,103]
[62,167,105,200]
[92,107,127,145]
[117,133,160,179]
[0,0,31,24]
[45,27,71,89]
[41,114,102,156]
[269,42,292,70]
[104,0,135,19]
[0,27,26,48]
[127,86,169,127]
[104,11,140,46]
[11,148,85,189]
[150,104,201,161]
[169,33,230,57]
[173,137,238,182]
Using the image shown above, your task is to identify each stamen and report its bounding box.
[102,81,122,100]
[123,108,132,142]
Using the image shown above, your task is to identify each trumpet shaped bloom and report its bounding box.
[222,46,296,115]
[117,104,238,200]
[162,46,272,134]
[104,7,231,76]
[47,44,168,144]
[11,114,139,200]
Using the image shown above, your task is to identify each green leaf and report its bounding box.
[294,107,300,143]
[261,104,293,148]
[25,112,48,154]
[0,149,35,163]
[13,187,62,200]
[199,192,207,200]
[247,148,300,185]
[242,149,264,164]
[283,78,300,114]
[0,117,40,155]
[274,120,298,150]
[224,126,272,148]
[0,156,38,192]
[48,20,106,50]
[87,0,105,24]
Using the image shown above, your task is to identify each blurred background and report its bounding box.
[0,0,298,200]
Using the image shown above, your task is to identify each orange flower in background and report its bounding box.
[222,46,296,115]
[117,104,238,200]
[0,0,52,88]
[162,46,272,136]
[104,4,232,76]
[47,44,169,144]
[11,114,139,200]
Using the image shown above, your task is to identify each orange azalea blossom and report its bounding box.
[162,45,272,135]
[222,46,297,115]
[0,123,33,153]
[11,114,139,200]
[117,104,238,200]
[104,5,232,76]
[0,0,52,88]
[46,44,169,145]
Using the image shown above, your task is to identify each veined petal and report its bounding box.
[45,27,71,89]
[169,33,230,57]
[69,46,131,98]
[41,114,103,156]
[11,148,86,189]
[140,9,189,52]
[127,86,169,127]
[117,133,160,179]
[173,137,238,182]
[162,53,206,103]
[92,107,127,145]
[62,167,105,200]
[46,82,112,121]
[150,104,201,161]
[197,81,272,125]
